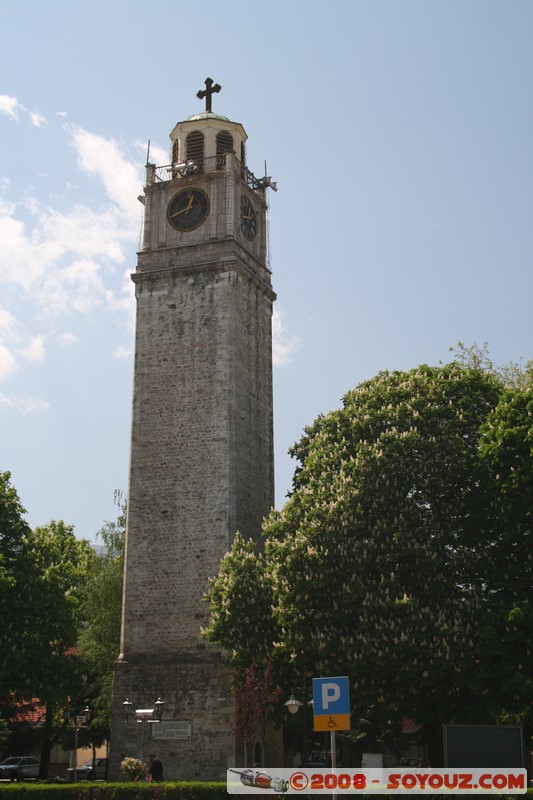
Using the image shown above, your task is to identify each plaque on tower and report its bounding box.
[152,721,192,741]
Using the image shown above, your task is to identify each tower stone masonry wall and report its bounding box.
[109,150,280,776]
[110,652,237,780]
[121,250,274,654]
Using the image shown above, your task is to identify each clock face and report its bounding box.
[240,195,257,241]
[167,188,209,231]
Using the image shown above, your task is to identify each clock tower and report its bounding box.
[109,80,278,779]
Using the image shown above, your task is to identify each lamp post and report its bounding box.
[154,697,165,722]
[284,676,310,767]
[123,697,133,722]
[71,704,91,782]
[123,697,165,762]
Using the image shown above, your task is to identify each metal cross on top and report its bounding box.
[197,77,221,113]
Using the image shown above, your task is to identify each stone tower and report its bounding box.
[109,80,277,780]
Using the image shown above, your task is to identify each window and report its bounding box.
[216,131,233,168]
[171,139,179,164]
[186,131,204,167]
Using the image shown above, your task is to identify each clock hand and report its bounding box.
[170,196,195,218]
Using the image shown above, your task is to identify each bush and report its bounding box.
[0,782,227,800]
[119,759,147,781]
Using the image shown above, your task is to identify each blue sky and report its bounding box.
[0,0,531,542]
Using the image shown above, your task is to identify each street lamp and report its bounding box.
[122,697,166,723]
[284,695,303,715]
[154,697,165,722]
[123,697,166,762]
[122,697,133,722]
[285,677,311,767]
[72,704,91,782]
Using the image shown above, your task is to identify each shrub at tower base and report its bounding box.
[204,356,533,765]
[2,786,532,800]
[0,783,227,800]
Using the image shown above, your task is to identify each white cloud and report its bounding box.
[0,124,142,316]
[0,343,17,380]
[19,334,45,363]
[0,116,143,392]
[44,257,107,314]
[0,392,49,413]
[0,214,41,289]
[272,307,300,368]
[29,111,45,128]
[0,95,45,126]
[70,126,142,219]
[0,307,22,379]
[142,140,168,166]
[113,343,132,360]
[0,95,20,120]
[59,332,79,347]
[0,306,17,332]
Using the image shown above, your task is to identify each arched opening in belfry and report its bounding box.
[186,131,204,167]
[216,130,234,167]
[171,138,179,164]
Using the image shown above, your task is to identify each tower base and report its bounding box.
[109,649,237,781]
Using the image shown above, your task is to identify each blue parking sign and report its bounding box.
[312,676,350,715]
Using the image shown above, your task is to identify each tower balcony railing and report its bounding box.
[146,154,276,194]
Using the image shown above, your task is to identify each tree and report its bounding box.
[0,471,98,775]
[203,532,279,668]
[0,471,32,701]
[205,358,532,762]
[20,522,97,776]
[476,364,533,730]
[268,365,502,755]
[77,492,126,748]
[227,660,281,767]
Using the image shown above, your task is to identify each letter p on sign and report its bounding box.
[322,682,341,709]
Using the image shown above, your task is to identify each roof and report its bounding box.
[12,699,46,725]
[183,111,231,123]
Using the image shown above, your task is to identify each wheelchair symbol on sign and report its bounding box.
[327,717,338,728]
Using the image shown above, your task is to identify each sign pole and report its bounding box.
[331,730,336,800]
[312,675,349,800]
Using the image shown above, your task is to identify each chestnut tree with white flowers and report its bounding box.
[204,356,533,762]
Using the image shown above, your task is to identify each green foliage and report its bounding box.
[264,363,502,726]
[20,522,97,703]
[476,368,533,724]
[0,471,32,698]
[0,475,102,772]
[450,341,533,390]
[0,785,528,800]
[0,783,228,800]
[204,355,533,749]
[0,474,126,762]
[77,492,126,742]
[0,471,98,715]
[202,532,279,667]
[0,714,9,753]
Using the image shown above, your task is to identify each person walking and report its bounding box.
[148,754,163,782]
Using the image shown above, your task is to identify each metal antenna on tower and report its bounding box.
[257,160,278,192]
